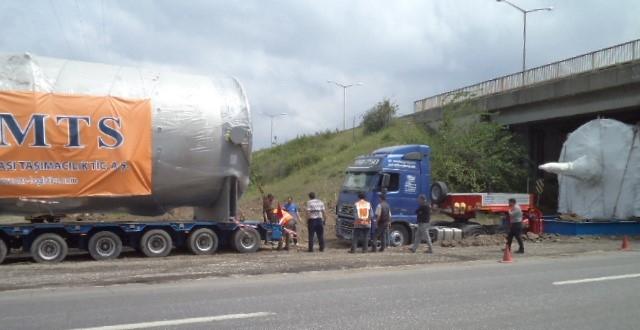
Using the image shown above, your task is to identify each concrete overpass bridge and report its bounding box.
[413,39,640,211]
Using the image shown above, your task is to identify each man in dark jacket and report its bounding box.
[372,193,391,252]
[410,194,433,253]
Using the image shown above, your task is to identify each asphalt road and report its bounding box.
[0,251,638,330]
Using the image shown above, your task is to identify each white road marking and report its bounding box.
[553,273,640,286]
[69,312,275,330]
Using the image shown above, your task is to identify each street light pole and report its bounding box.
[496,0,552,73]
[327,80,363,130]
[523,11,526,73]
[262,112,287,146]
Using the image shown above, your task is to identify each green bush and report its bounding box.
[363,99,397,134]
[429,96,527,192]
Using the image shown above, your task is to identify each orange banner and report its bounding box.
[0,91,152,198]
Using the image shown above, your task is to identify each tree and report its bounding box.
[429,95,527,193]
[362,99,397,134]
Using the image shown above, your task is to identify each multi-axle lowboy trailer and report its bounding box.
[0,221,282,264]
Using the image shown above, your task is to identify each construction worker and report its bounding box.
[372,193,391,252]
[411,194,433,253]
[351,191,373,253]
[262,193,277,224]
[507,198,525,253]
[305,192,327,252]
[283,196,300,246]
[276,209,296,250]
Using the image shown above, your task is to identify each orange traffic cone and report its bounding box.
[621,236,631,251]
[500,244,513,263]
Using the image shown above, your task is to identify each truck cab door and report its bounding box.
[382,171,420,222]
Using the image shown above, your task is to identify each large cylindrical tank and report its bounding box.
[539,119,640,220]
[0,53,252,218]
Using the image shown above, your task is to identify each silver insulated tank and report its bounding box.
[0,53,252,220]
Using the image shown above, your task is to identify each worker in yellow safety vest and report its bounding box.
[350,191,373,253]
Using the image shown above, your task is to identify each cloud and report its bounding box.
[1,0,638,149]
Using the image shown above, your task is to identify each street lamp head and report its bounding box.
[527,6,553,13]
[261,112,288,118]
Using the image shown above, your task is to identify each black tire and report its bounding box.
[432,220,453,227]
[430,181,450,204]
[389,223,409,247]
[232,227,261,253]
[0,239,7,265]
[139,229,173,258]
[88,231,123,261]
[428,227,438,243]
[188,228,219,255]
[461,224,484,238]
[31,233,68,263]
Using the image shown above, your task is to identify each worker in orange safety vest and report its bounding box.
[350,191,373,253]
[275,209,296,250]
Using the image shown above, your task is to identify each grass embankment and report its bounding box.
[239,118,432,218]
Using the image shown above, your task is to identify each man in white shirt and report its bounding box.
[507,198,525,254]
[305,192,327,252]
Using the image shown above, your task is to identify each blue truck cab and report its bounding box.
[336,144,431,246]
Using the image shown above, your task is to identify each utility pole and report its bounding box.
[352,115,356,144]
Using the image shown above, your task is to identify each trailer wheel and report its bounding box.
[232,227,261,253]
[188,228,219,255]
[88,231,123,261]
[0,239,7,265]
[389,224,409,247]
[430,181,449,204]
[140,229,172,258]
[31,233,68,263]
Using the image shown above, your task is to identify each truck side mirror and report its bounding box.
[381,173,390,188]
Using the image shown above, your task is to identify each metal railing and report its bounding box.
[415,39,640,112]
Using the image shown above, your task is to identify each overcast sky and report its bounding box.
[1,0,638,149]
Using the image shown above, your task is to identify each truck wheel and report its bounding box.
[428,227,438,243]
[188,228,219,255]
[461,224,484,237]
[0,239,7,265]
[88,231,123,261]
[232,227,261,253]
[140,229,172,258]
[389,224,409,247]
[430,181,449,204]
[31,233,68,263]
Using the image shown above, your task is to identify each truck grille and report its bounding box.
[337,217,354,239]
[339,203,354,217]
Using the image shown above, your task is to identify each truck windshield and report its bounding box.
[342,172,378,191]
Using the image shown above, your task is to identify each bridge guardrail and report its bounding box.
[415,39,640,112]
